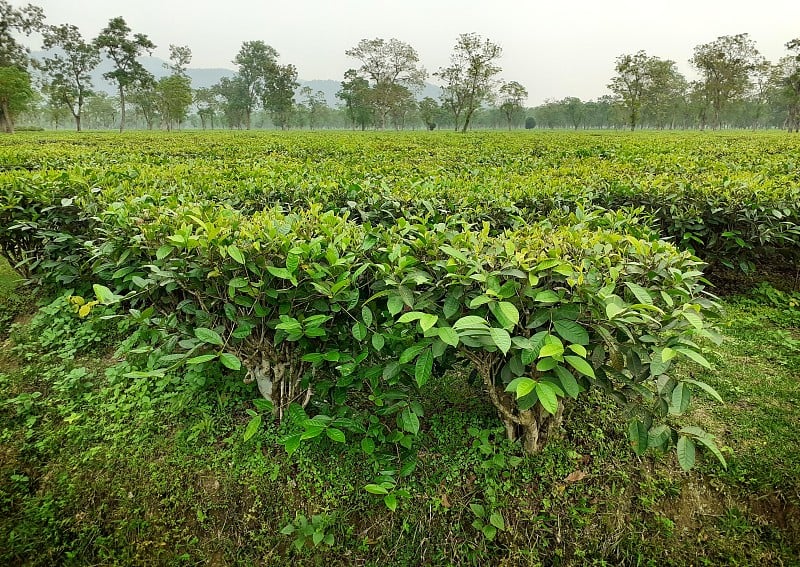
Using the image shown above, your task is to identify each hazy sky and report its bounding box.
[12,0,800,105]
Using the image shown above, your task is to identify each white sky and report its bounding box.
[12,0,800,105]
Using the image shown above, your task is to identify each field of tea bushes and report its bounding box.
[0,130,798,565]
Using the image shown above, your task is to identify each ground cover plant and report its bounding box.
[1,130,799,564]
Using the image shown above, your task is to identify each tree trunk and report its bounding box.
[75,113,82,132]
[1,101,13,133]
[119,87,126,133]
[467,352,565,454]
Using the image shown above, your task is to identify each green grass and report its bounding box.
[0,272,798,565]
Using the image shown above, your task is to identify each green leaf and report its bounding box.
[220,352,242,371]
[371,333,385,351]
[625,282,653,305]
[490,301,520,329]
[628,419,649,455]
[399,343,427,364]
[361,305,373,327]
[553,320,589,346]
[437,326,459,347]
[470,503,486,518]
[489,512,505,531]
[419,313,439,332]
[681,427,727,468]
[565,355,595,378]
[283,434,301,456]
[194,327,224,346]
[683,379,723,403]
[539,341,564,358]
[243,414,262,442]
[361,437,376,455]
[661,347,677,362]
[93,284,122,305]
[384,493,398,512]
[326,428,346,443]
[399,407,421,434]
[534,290,560,304]
[606,302,626,319]
[674,347,712,369]
[352,322,368,341]
[670,382,692,415]
[415,349,433,388]
[683,310,703,330]
[155,245,174,260]
[267,266,293,280]
[397,311,424,323]
[488,327,512,355]
[677,436,696,471]
[387,295,404,316]
[364,484,389,495]
[227,245,245,265]
[482,525,497,540]
[553,365,581,398]
[536,382,559,415]
[514,378,536,399]
[187,354,217,365]
[453,315,489,331]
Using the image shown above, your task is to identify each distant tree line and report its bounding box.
[1,2,799,132]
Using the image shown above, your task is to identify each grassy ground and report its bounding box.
[0,256,798,565]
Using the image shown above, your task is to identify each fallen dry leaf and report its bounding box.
[564,470,588,483]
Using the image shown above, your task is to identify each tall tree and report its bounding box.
[643,59,687,129]
[94,17,156,132]
[214,75,249,129]
[498,80,528,129]
[262,63,298,130]
[608,51,653,131]
[777,39,800,132]
[298,86,328,130]
[232,40,277,129]
[345,38,426,128]
[337,69,372,130]
[418,96,440,130]
[36,24,100,132]
[690,33,762,129]
[157,75,192,130]
[156,45,193,130]
[436,33,503,132]
[194,87,218,129]
[0,1,44,69]
[0,66,33,132]
[165,44,192,75]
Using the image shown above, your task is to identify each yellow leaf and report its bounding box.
[78,304,92,318]
[69,295,85,306]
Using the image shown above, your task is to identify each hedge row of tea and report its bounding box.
[0,130,793,478]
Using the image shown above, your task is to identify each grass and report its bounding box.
[0,255,798,565]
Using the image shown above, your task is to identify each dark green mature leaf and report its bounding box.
[628,419,649,455]
[488,328,511,354]
[438,326,459,347]
[625,282,653,305]
[326,428,346,443]
[565,355,595,378]
[220,352,242,370]
[677,436,696,471]
[195,327,224,346]
[490,301,519,329]
[553,320,589,346]
[536,382,559,415]
[227,244,245,265]
[187,354,217,364]
[415,348,433,388]
[670,382,691,415]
